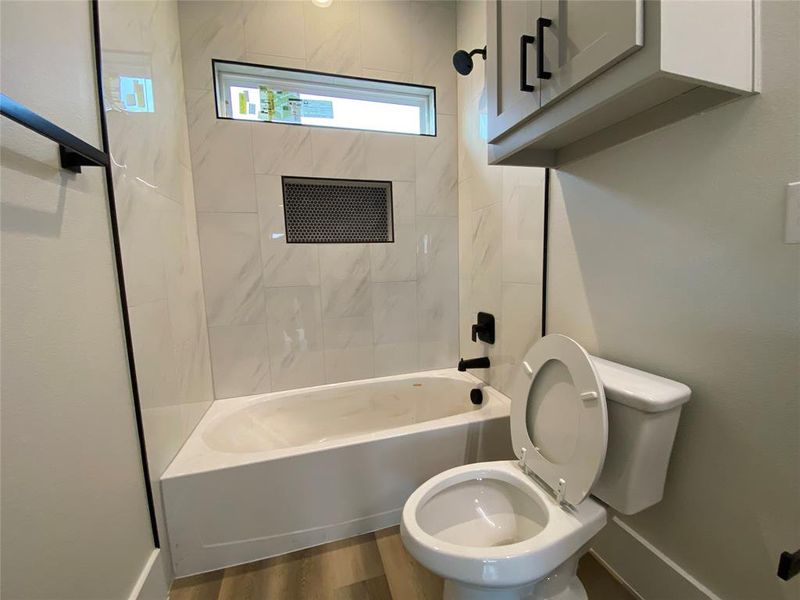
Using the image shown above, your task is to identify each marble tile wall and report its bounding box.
[178,1,459,398]
[456,0,546,395]
[99,0,216,582]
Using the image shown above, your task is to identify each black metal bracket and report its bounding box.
[58,145,93,173]
[778,549,800,581]
[0,93,109,173]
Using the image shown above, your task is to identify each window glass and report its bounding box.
[214,60,436,136]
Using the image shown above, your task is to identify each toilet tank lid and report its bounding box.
[590,356,691,413]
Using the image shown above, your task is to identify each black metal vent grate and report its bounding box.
[282,177,394,244]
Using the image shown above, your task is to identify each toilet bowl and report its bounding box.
[401,334,691,600]
[401,461,605,600]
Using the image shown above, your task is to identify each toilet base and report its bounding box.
[443,577,586,600]
[441,552,587,600]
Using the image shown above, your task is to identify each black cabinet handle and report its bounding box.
[537,18,552,79]
[520,34,536,92]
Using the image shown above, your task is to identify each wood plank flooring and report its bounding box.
[170,526,633,600]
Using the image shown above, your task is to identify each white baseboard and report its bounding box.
[128,549,170,600]
[591,516,723,600]
[588,549,645,600]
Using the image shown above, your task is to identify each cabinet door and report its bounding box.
[539,0,643,107]
[487,0,541,143]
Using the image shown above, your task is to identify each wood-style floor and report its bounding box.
[170,526,634,600]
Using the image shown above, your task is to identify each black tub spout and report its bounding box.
[458,356,490,371]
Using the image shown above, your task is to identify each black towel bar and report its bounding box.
[0,93,109,173]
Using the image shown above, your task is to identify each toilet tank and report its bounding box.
[590,356,691,514]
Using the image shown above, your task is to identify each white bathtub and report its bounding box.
[162,369,512,577]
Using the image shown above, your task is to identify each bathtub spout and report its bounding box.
[457,356,490,371]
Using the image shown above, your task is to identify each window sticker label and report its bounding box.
[259,86,301,123]
[119,76,155,113]
[300,99,334,119]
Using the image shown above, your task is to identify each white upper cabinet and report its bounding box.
[539,0,643,107]
[486,0,757,167]
[487,0,541,141]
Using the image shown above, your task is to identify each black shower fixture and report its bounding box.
[452,46,487,76]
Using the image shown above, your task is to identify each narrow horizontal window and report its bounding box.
[213,59,436,136]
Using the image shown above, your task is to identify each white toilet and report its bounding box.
[401,334,691,600]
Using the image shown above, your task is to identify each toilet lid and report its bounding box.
[509,334,607,506]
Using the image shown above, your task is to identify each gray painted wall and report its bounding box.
[548,1,800,598]
[1,1,156,597]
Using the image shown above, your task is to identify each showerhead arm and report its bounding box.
[452,46,487,76]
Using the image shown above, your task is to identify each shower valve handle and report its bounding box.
[470,312,495,345]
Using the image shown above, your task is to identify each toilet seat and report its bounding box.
[509,334,608,506]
